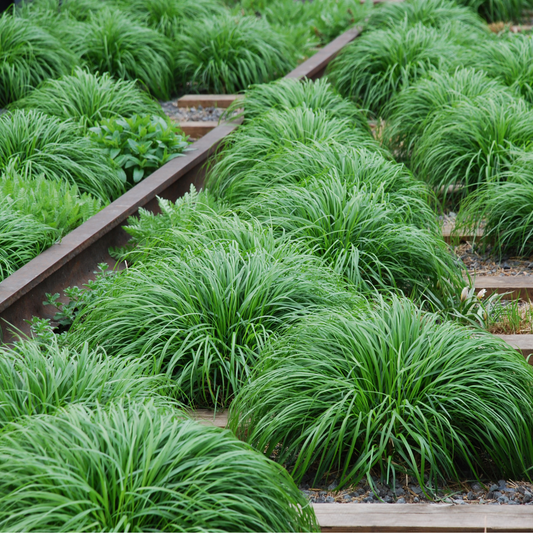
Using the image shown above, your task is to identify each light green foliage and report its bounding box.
[472,33,533,103]
[246,174,464,307]
[12,68,164,129]
[0,401,319,532]
[0,13,76,106]
[207,107,382,198]
[70,241,353,407]
[259,0,370,47]
[231,297,533,489]
[412,96,533,198]
[119,0,226,39]
[456,151,533,256]
[89,114,189,186]
[456,0,533,22]
[174,14,297,93]
[16,0,113,22]
[0,110,123,201]
[384,68,514,158]
[0,338,160,429]
[0,167,102,237]
[328,22,467,116]
[229,77,369,131]
[367,0,486,30]
[208,141,436,230]
[72,8,174,100]
[0,205,56,282]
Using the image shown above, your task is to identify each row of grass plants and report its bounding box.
[3,0,533,530]
[0,0,368,281]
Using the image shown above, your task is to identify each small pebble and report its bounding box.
[413,497,419,503]
[467,491,476,501]
[396,498,406,504]
[328,481,338,491]
[498,495,509,504]
[471,483,482,492]
[326,496,335,503]
[498,480,507,488]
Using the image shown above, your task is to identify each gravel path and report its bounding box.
[302,478,533,505]
[455,243,533,277]
[160,99,230,123]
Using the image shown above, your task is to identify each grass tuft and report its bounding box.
[231,297,533,489]
[328,22,466,116]
[0,338,160,429]
[456,0,533,22]
[0,203,56,282]
[174,14,297,94]
[206,107,381,199]
[72,8,174,100]
[70,241,352,407]
[228,77,369,130]
[0,401,319,532]
[367,0,486,30]
[412,96,533,199]
[246,174,464,307]
[456,150,533,256]
[472,33,533,104]
[0,110,124,202]
[11,68,163,129]
[384,68,513,159]
[0,12,75,106]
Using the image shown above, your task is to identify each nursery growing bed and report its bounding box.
[0,23,370,342]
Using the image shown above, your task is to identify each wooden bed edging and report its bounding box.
[313,503,533,532]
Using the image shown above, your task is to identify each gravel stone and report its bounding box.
[343,494,352,501]
[498,480,507,489]
[489,484,499,492]
[396,498,406,504]
[328,481,339,491]
[394,487,405,496]
[471,483,482,492]
[326,496,335,503]
[413,497,420,503]
[498,495,510,504]
[467,491,476,500]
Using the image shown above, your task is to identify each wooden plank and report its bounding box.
[497,334,533,362]
[441,222,481,244]
[285,26,362,80]
[474,277,533,301]
[178,121,219,139]
[177,95,239,109]
[314,503,533,532]
[192,409,228,429]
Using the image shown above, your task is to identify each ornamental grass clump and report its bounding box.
[0,338,159,429]
[456,151,533,257]
[0,166,101,236]
[367,0,486,30]
[70,242,351,407]
[247,175,464,306]
[174,14,297,93]
[0,204,56,282]
[328,22,466,116]
[72,8,174,100]
[412,96,533,199]
[472,34,533,104]
[206,107,382,198]
[231,297,533,489]
[210,141,435,231]
[0,13,75,106]
[0,110,124,202]
[384,68,513,159]
[16,0,110,22]
[456,0,533,21]
[0,401,318,532]
[228,77,369,131]
[120,0,226,39]
[12,68,163,129]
